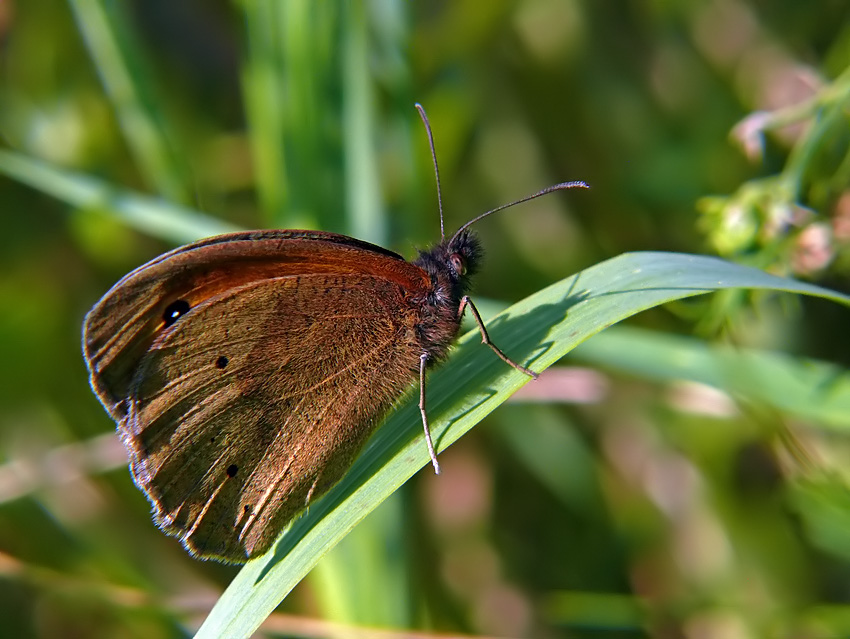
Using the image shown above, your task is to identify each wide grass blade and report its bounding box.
[194,251,850,639]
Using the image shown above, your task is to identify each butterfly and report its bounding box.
[83,104,587,562]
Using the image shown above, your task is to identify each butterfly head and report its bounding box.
[446,228,483,279]
[414,229,483,302]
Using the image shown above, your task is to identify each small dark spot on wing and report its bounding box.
[215,355,229,369]
[226,464,239,478]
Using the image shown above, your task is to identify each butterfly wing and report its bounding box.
[84,231,433,562]
[84,230,414,421]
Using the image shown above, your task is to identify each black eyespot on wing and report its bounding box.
[215,355,229,369]
[226,464,239,478]
[163,300,191,327]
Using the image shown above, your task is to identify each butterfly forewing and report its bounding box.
[83,231,420,420]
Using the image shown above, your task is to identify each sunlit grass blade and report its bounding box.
[239,0,289,225]
[68,0,190,203]
[0,150,237,244]
[573,325,850,429]
[275,2,341,231]
[239,1,343,229]
[342,0,385,245]
[193,251,850,639]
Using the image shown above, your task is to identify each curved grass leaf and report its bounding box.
[0,150,237,244]
[194,251,850,639]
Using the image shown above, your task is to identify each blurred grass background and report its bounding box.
[1,0,850,637]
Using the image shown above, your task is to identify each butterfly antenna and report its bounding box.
[450,181,590,244]
[415,103,445,241]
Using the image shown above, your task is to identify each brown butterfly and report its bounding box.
[83,105,587,562]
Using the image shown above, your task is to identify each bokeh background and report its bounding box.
[1,1,850,637]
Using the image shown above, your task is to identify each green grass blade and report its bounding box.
[0,150,237,244]
[573,325,850,429]
[193,251,850,639]
[239,0,289,224]
[68,0,190,203]
[239,1,342,228]
[342,0,385,245]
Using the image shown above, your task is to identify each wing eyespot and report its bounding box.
[162,299,191,327]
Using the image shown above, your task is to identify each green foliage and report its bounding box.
[1,1,849,638]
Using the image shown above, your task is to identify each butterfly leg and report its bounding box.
[305,475,320,507]
[419,352,442,475]
[458,296,539,379]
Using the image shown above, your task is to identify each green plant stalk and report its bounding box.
[342,0,386,245]
[777,64,850,199]
[240,0,290,224]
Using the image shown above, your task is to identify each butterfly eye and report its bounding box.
[450,253,465,275]
[162,299,191,327]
